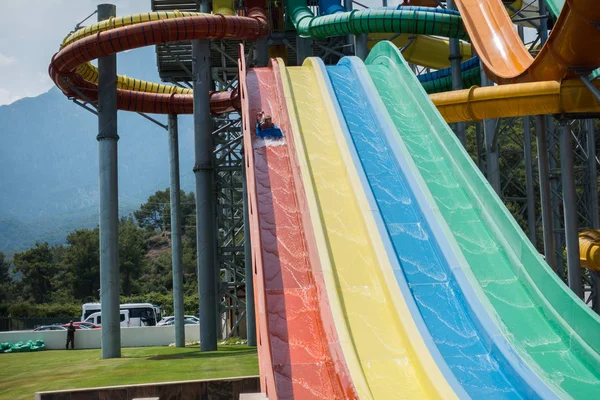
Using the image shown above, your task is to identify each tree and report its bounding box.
[13,243,57,304]
[119,217,147,296]
[0,252,13,315]
[134,188,196,235]
[134,189,171,231]
[63,228,100,302]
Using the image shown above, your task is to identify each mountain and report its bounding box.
[0,47,195,254]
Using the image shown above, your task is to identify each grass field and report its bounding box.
[0,345,258,400]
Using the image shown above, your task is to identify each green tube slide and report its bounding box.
[286,4,468,41]
[367,40,600,398]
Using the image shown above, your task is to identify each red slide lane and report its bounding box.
[239,50,357,399]
[48,6,268,115]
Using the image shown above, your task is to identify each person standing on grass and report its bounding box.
[66,321,75,350]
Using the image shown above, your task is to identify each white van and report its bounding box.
[81,302,157,326]
[84,310,130,327]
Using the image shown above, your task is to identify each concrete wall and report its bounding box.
[35,376,261,400]
[0,325,200,350]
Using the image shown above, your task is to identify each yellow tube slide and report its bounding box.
[580,230,600,272]
[368,34,472,69]
[431,79,600,123]
[279,57,458,399]
[212,0,235,15]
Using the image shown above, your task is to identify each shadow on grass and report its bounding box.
[146,347,257,361]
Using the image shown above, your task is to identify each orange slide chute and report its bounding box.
[454,0,600,84]
[49,7,268,114]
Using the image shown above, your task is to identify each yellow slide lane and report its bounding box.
[277,57,458,400]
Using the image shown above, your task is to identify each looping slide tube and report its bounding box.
[48,4,268,114]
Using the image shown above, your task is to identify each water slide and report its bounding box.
[48,0,600,398]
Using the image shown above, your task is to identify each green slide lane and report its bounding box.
[366,41,600,398]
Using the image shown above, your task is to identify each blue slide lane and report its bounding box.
[325,56,557,399]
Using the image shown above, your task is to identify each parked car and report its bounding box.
[157,315,200,326]
[61,322,98,330]
[33,325,67,331]
[163,317,199,326]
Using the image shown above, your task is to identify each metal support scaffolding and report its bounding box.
[447,0,465,145]
[168,114,185,348]
[192,36,218,351]
[559,120,583,298]
[97,3,121,360]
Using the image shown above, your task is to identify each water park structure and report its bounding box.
[48,0,600,398]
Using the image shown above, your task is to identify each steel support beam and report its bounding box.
[97,3,121,360]
[192,33,218,350]
[168,114,185,348]
[538,0,549,44]
[559,120,583,298]
[586,119,599,229]
[242,149,256,346]
[447,0,465,145]
[523,116,537,246]
[535,116,556,269]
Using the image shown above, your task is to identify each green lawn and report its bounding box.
[0,345,258,400]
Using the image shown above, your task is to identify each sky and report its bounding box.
[0,1,153,106]
[0,0,537,106]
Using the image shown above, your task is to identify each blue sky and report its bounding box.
[0,0,537,106]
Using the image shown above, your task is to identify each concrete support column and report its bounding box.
[480,68,500,194]
[447,0,465,145]
[168,114,185,348]
[242,148,256,347]
[192,35,218,351]
[97,3,121,360]
[535,116,556,270]
[354,34,369,60]
[559,120,583,298]
[296,38,312,65]
[254,39,268,67]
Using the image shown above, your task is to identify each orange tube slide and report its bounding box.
[49,8,268,114]
[454,0,600,84]
[431,78,600,122]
